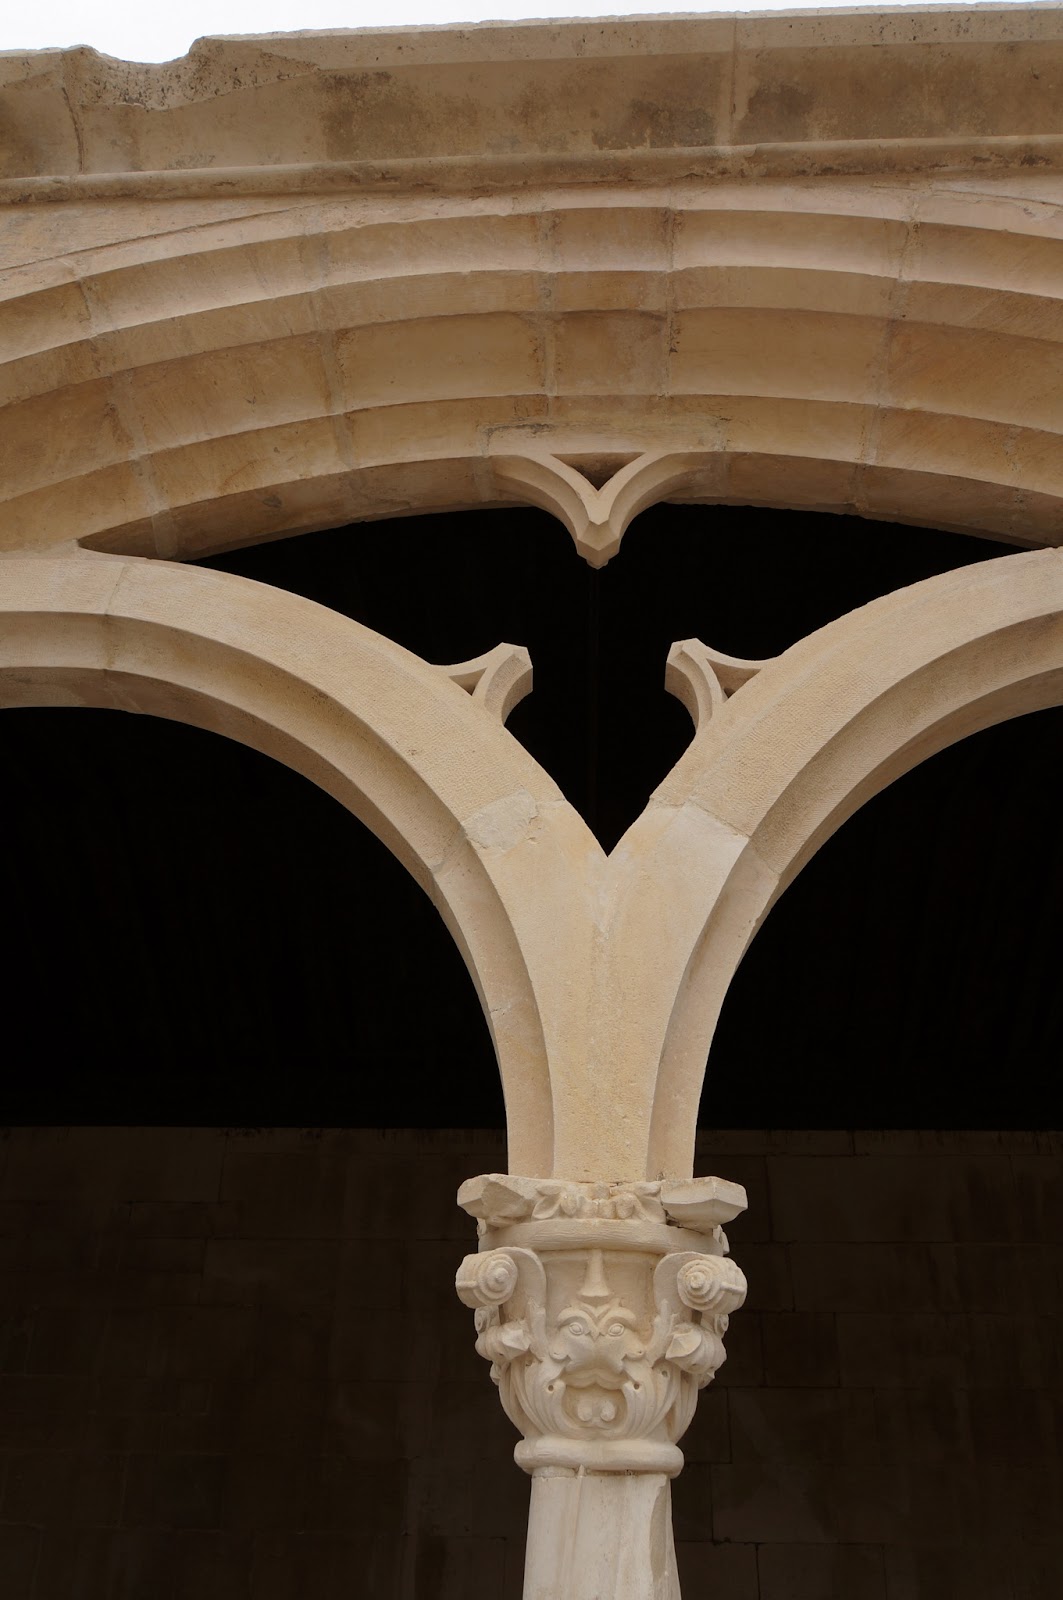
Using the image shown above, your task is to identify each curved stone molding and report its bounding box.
[606,547,1063,1177]
[8,21,1063,1598]
[437,642,533,724]
[665,638,771,730]
[4,183,1063,562]
[5,550,1063,1183]
[5,17,1063,1186]
[0,554,602,1176]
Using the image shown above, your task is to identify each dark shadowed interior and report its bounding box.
[2,504,1060,1130]
[2,505,1061,1600]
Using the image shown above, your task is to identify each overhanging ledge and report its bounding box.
[4,7,1063,565]
[3,8,1063,193]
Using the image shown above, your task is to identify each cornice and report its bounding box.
[4,136,1063,204]
[3,8,1063,198]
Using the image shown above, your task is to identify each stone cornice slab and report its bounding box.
[5,136,1063,204]
[3,8,1063,195]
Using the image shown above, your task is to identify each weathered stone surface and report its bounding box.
[3,13,1063,1596]
[2,17,1063,574]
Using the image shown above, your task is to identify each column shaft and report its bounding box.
[523,1470,679,1600]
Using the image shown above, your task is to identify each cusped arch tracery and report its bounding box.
[6,159,1063,1181]
[2,547,1063,1182]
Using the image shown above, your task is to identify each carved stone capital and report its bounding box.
[456,1174,747,1476]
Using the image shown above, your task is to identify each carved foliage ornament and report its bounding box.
[456,1175,747,1475]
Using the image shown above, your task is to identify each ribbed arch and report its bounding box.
[3,185,1063,562]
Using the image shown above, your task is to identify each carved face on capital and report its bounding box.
[550,1300,645,1388]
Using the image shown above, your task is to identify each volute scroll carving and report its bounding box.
[456,1174,747,1476]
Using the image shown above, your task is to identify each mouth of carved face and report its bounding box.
[564,1364,630,1389]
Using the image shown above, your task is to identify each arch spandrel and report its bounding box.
[5,547,1063,1181]
[6,13,1063,1185]
[614,547,1063,1179]
[0,553,609,1177]
[8,20,1063,1590]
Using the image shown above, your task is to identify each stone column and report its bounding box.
[456,1174,747,1600]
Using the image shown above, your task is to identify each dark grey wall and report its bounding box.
[0,1128,1059,1598]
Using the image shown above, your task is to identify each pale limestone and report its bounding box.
[456,1175,747,1596]
[3,14,1063,560]
[4,13,1063,1596]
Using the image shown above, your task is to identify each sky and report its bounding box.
[2,0,994,66]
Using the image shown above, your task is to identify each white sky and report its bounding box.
[2,0,998,66]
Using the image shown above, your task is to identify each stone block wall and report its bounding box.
[0,1127,1059,1598]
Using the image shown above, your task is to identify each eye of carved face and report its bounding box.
[605,1321,626,1338]
[565,1318,589,1337]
